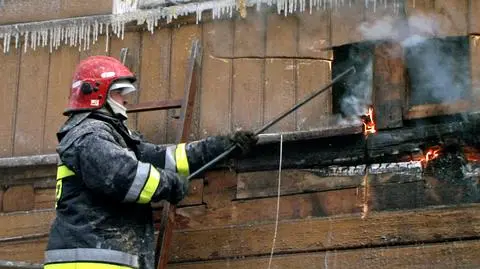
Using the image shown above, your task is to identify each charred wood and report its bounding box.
[234,116,480,172]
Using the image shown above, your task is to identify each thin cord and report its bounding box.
[267,134,283,269]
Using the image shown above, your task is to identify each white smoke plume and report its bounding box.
[338,11,469,118]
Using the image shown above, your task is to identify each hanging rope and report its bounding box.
[267,134,283,269]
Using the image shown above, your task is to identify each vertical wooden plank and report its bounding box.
[200,56,232,137]
[471,0,480,34]
[434,0,468,37]
[264,59,296,133]
[234,10,266,57]
[0,48,20,158]
[79,35,110,60]
[14,48,50,156]
[266,13,298,57]
[0,189,3,212]
[43,46,80,153]
[110,32,142,131]
[168,25,201,142]
[296,60,332,131]
[331,2,365,47]
[232,59,264,131]
[200,20,233,137]
[471,35,480,108]
[297,9,332,60]
[137,29,172,144]
[203,20,234,58]
[373,42,405,130]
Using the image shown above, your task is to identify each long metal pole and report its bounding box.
[186,66,356,180]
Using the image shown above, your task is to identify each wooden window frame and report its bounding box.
[403,36,473,120]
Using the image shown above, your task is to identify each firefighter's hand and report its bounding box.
[154,170,189,204]
[169,175,189,204]
[229,130,258,157]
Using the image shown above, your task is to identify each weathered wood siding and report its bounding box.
[1,2,480,268]
[0,8,336,158]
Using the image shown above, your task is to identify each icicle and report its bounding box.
[2,33,6,54]
[105,24,110,53]
[15,32,19,49]
[121,21,125,40]
[24,31,29,53]
[49,28,53,53]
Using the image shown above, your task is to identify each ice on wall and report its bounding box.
[0,0,401,54]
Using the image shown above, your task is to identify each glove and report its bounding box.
[228,130,258,157]
[153,169,190,204]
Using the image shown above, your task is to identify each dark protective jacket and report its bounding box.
[44,111,232,269]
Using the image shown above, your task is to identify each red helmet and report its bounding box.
[64,56,136,115]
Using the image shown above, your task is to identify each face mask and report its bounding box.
[106,81,137,120]
[107,95,128,120]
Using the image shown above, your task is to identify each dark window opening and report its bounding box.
[405,36,470,106]
[332,42,374,117]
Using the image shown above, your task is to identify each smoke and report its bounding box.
[338,11,470,118]
[334,42,374,118]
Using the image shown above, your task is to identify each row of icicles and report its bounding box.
[0,0,402,54]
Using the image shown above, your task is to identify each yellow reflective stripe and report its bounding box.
[137,166,160,204]
[175,143,190,176]
[44,262,133,269]
[57,165,75,180]
[55,165,74,208]
[55,180,62,209]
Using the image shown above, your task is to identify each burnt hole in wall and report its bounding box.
[332,42,374,117]
[405,36,471,106]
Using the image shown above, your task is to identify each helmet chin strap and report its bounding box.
[106,96,128,120]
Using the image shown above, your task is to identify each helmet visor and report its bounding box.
[109,81,137,96]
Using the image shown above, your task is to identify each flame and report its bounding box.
[362,107,376,135]
[421,146,442,167]
[464,146,480,162]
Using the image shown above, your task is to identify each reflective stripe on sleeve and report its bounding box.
[44,248,139,268]
[164,145,177,172]
[175,143,190,176]
[137,166,161,204]
[44,263,133,269]
[122,162,151,203]
[57,165,75,180]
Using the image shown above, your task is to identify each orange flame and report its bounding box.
[363,107,376,136]
[464,146,480,162]
[421,146,442,167]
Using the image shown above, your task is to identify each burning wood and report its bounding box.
[464,146,480,163]
[420,146,442,167]
[361,106,376,135]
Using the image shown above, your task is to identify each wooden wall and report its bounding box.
[2,1,480,268]
[0,0,112,25]
[2,1,480,157]
[2,161,480,268]
[0,7,336,158]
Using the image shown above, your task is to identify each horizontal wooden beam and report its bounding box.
[0,155,57,169]
[126,99,183,113]
[0,237,47,264]
[0,210,55,240]
[236,115,480,172]
[169,204,480,262]
[257,121,363,144]
[405,101,473,120]
[0,260,42,269]
[168,240,480,269]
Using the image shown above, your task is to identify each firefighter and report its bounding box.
[44,56,257,269]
